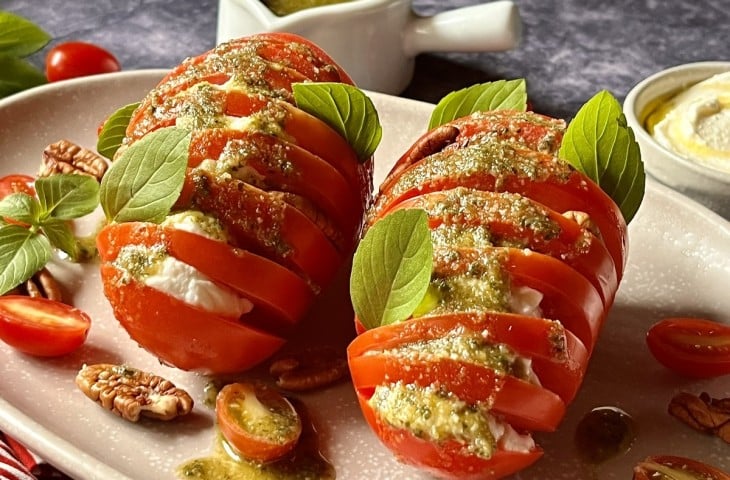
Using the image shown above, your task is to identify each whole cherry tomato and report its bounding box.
[45,41,121,82]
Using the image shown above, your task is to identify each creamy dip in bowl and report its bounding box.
[624,62,730,218]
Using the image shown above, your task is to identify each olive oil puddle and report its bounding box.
[574,406,637,479]
[178,399,334,480]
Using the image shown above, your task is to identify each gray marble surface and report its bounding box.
[3,0,727,119]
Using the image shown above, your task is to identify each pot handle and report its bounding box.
[403,0,522,56]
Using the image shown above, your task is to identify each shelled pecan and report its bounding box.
[39,139,108,181]
[75,364,194,422]
[4,268,63,302]
[269,346,349,392]
[669,391,730,443]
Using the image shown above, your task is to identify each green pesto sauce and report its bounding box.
[113,244,167,281]
[263,0,356,16]
[369,382,497,459]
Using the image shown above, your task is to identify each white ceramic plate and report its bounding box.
[0,70,728,480]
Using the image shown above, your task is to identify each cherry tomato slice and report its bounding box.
[646,317,730,378]
[355,390,542,480]
[0,174,35,199]
[0,296,90,357]
[633,455,730,480]
[216,382,302,462]
[45,41,121,82]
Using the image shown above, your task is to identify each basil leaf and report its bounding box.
[0,193,40,225]
[559,90,645,223]
[97,102,140,160]
[0,55,46,98]
[0,224,52,295]
[100,126,191,223]
[350,209,433,330]
[429,79,527,129]
[292,82,382,162]
[0,11,50,57]
[35,174,100,220]
[40,218,78,261]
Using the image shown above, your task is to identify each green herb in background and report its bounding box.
[292,82,382,162]
[0,11,50,98]
[0,174,99,295]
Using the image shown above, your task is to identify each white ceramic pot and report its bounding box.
[216,0,522,94]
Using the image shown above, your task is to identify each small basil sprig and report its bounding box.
[99,126,191,223]
[0,174,99,295]
[559,90,645,223]
[292,82,382,162]
[96,102,140,160]
[428,79,527,129]
[0,11,50,98]
[350,209,433,330]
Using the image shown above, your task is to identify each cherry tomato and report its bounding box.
[45,41,121,82]
[633,455,730,480]
[0,296,90,357]
[646,317,730,378]
[216,382,302,462]
[0,174,35,199]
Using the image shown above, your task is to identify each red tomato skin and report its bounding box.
[356,390,542,480]
[216,383,302,462]
[633,455,730,480]
[646,317,730,378]
[0,296,90,357]
[45,41,121,82]
[0,174,35,199]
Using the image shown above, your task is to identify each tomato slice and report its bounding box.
[0,174,35,199]
[216,382,302,462]
[633,455,730,480]
[96,222,314,330]
[350,354,566,432]
[100,264,285,374]
[0,296,90,357]
[355,390,542,480]
[646,317,730,378]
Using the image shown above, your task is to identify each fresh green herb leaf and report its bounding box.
[0,224,52,295]
[292,82,381,162]
[100,126,191,223]
[97,102,140,160]
[0,193,40,225]
[0,11,51,58]
[350,209,433,330]
[35,174,100,220]
[559,90,645,223]
[0,54,47,98]
[429,79,527,129]
[40,218,78,260]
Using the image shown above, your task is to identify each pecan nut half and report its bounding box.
[269,346,349,392]
[669,391,730,443]
[5,268,63,302]
[40,139,108,181]
[75,364,194,422]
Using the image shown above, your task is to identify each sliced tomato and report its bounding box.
[348,312,588,404]
[0,174,35,199]
[356,390,542,480]
[351,354,565,432]
[0,296,90,357]
[216,382,302,462]
[646,317,730,378]
[633,455,730,480]
[96,222,314,330]
[100,264,285,373]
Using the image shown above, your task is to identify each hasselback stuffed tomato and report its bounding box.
[96,33,373,374]
[348,83,643,479]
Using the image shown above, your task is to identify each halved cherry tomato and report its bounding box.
[216,382,302,462]
[355,390,542,480]
[633,455,730,480]
[45,41,121,82]
[0,296,90,357]
[100,264,284,373]
[646,317,730,378]
[0,174,35,199]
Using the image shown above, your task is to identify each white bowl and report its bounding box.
[216,0,522,94]
[623,61,730,217]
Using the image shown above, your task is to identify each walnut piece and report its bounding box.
[668,391,730,443]
[75,364,194,422]
[40,139,108,181]
[269,346,349,392]
[5,268,63,302]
